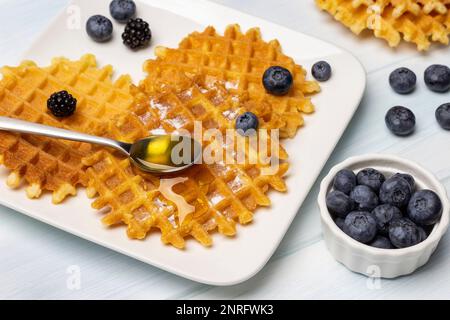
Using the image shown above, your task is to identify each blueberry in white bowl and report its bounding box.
[372,204,402,235]
[379,175,412,208]
[332,169,356,195]
[349,185,379,211]
[326,190,355,218]
[335,217,345,230]
[392,172,415,191]
[343,211,378,243]
[318,154,450,278]
[388,218,424,249]
[356,168,385,192]
[407,190,442,226]
[369,235,394,249]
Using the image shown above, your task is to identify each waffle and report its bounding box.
[0,54,135,203]
[147,24,320,138]
[316,0,450,50]
[83,72,289,248]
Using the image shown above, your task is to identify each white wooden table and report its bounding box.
[1,0,450,299]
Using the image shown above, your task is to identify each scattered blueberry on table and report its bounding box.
[424,64,450,93]
[385,106,416,136]
[235,112,259,136]
[312,61,332,82]
[326,168,443,249]
[435,103,450,130]
[389,67,416,94]
[110,0,136,23]
[86,15,113,42]
[262,66,293,95]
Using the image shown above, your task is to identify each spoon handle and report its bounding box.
[0,116,131,155]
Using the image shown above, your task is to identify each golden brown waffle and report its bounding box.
[0,54,135,203]
[316,0,450,50]
[147,24,320,138]
[83,72,289,249]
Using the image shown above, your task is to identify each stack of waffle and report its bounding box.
[316,0,450,50]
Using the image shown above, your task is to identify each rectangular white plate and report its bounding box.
[0,0,365,285]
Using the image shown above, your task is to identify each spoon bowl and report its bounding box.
[129,135,202,173]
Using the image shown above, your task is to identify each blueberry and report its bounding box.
[110,0,136,23]
[326,190,355,218]
[388,218,423,248]
[343,211,377,243]
[371,204,402,235]
[349,185,379,211]
[418,226,428,242]
[389,67,416,94]
[379,176,412,208]
[436,103,450,130]
[356,168,386,192]
[369,235,394,249]
[335,217,345,230]
[385,106,416,136]
[333,169,356,195]
[424,64,450,93]
[262,66,293,96]
[407,190,442,226]
[312,61,332,82]
[235,112,259,136]
[86,15,113,42]
[392,173,415,191]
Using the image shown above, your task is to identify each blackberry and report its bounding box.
[47,90,77,117]
[122,18,151,49]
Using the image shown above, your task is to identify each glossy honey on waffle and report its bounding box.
[316,0,450,50]
[83,71,289,249]
[148,24,320,138]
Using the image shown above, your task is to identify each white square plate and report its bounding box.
[0,0,365,285]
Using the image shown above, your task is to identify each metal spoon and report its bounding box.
[0,116,201,174]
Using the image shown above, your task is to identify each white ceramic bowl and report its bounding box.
[318,154,450,278]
